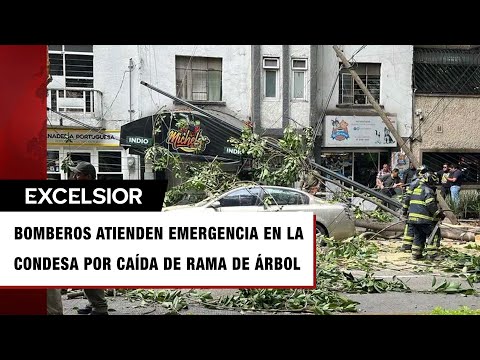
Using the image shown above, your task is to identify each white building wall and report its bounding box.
[289,45,311,128]
[260,45,284,128]
[94,45,251,127]
[93,45,139,129]
[134,45,251,121]
[319,45,413,137]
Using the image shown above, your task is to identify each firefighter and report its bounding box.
[404,171,445,260]
[400,165,428,252]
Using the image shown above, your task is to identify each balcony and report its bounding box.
[47,88,103,127]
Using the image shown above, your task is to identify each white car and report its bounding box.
[163,185,356,240]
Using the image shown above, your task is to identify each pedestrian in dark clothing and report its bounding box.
[378,168,403,198]
[447,164,463,206]
[69,161,109,316]
[436,163,451,199]
[402,163,417,187]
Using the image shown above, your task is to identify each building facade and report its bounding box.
[47,45,251,182]
[412,45,480,188]
[249,45,414,187]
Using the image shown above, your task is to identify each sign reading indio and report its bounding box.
[47,129,120,147]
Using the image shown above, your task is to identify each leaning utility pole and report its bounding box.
[332,45,458,225]
[140,80,403,209]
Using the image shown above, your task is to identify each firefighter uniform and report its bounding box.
[401,176,425,251]
[404,174,442,260]
[400,166,429,252]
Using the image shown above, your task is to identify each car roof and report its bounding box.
[228,184,312,196]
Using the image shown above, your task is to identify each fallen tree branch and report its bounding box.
[317,174,402,219]
[355,219,476,242]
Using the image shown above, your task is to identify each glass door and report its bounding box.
[354,152,379,188]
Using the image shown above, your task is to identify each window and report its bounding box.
[218,188,263,207]
[47,150,61,180]
[263,57,280,98]
[414,48,480,95]
[339,63,380,104]
[423,152,480,185]
[98,151,123,180]
[48,45,94,88]
[292,59,307,100]
[48,45,95,114]
[176,56,222,101]
[264,188,309,206]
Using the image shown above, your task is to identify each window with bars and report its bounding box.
[423,152,480,185]
[176,56,222,101]
[414,48,480,95]
[98,151,123,180]
[48,45,94,88]
[338,63,381,104]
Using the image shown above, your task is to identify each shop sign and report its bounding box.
[47,129,120,147]
[126,136,152,146]
[324,115,397,147]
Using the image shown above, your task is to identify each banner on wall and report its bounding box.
[324,115,397,147]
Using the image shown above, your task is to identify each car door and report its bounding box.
[214,187,264,213]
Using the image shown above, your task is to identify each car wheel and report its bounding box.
[316,223,328,246]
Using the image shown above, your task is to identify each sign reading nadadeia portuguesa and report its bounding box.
[47,128,120,147]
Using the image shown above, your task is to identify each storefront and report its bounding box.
[119,111,244,184]
[47,127,139,180]
[321,115,398,187]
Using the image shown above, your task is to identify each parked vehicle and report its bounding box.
[163,185,356,240]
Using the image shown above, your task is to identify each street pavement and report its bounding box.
[60,236,480,316]
[61,268,480,315]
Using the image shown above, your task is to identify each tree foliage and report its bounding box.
[229,126,314,186]
[144,123,316,207]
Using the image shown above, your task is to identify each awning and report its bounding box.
[120,110,244,161]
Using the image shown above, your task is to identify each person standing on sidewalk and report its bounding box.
[447,163,463,207]
[404,172,445,260]
[436,163,451,199]
[69,161,109,315]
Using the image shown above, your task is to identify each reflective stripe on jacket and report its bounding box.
[407,183,439,224]
[402,177,425,210]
